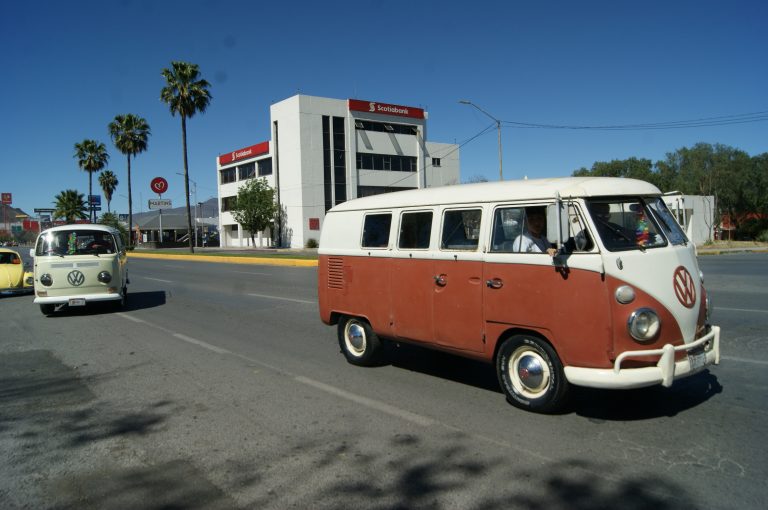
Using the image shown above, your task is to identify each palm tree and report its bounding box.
[53,190,87,223]
[108,114,150,248]
[74,140,109,222]
[160,61,212,253]
[98,170,119,213]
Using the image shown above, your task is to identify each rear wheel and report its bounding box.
[496,334,569,413]
[40,304,55,316]
[337,316,383,366]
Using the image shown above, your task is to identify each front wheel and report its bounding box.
[337,316,383,366]
[496,334,569,413]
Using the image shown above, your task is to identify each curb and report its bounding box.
[128,252,318,267]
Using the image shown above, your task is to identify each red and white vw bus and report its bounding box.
[317,177,720,413]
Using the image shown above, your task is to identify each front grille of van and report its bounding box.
[327,257,344,289]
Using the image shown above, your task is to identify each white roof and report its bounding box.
[329,177,661,212]
[39,224,120,235]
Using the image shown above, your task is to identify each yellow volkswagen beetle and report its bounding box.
[0,247,34,296]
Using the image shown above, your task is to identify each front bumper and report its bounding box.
[34,293,122,304]
[564,326,721,389]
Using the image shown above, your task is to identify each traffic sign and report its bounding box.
[151,177,169,195]
[89,194,101,206]
[148,199,172,210]
[1,192,11,205]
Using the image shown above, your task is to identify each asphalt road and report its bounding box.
[1,253,766,509]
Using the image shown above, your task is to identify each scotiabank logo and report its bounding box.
[349,99,424,119]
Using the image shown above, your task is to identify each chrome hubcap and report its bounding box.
[510,347,551,398]
[345,322,366,355]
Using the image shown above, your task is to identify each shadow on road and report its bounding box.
[383,342,721,419]
[42,291,167,317]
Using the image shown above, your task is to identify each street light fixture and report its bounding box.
[459,100,504,181]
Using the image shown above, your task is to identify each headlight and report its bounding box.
[699,270,705,284]
[627,308,661,342]
[40,273,53,286]
[97,271,112,283]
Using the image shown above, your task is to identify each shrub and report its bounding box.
[305,238,319,249]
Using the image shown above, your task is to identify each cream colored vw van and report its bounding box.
[32,224,128,315]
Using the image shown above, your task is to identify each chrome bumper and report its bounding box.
[564,326,721,389]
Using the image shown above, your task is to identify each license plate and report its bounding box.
[688,348,707,372]
[68,298,86,307]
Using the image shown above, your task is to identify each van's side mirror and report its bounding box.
[29,248,35,258]
[546,203,569,248]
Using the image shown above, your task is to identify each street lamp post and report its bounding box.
[459,100,504,181]
[176,172,198,247]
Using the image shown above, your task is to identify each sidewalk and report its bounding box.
[129,246,319,267]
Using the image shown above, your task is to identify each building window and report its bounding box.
[356,153,417,173]
[354,120,418,135]
[258,158,273,176]
[220,167,236,184]
[238,162,255,180]
[221,196,237,212]
[358,185,415,197]
[333,116,346,205]
[432,158,441,167]
[322,116,332,212]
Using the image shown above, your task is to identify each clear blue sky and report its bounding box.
[2,0,766,218]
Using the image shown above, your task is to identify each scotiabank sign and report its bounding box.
[219,141,270,165]
[348,99,425,120]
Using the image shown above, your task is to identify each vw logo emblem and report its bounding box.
[67,270,85,287]
[673,266,696,308]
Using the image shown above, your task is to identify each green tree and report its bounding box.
[98,170,119,213]
[108,114,150,248]
[74,139,109,222]
[98,211,128,247]
[53,189,87,223]
[160,61,212,253]
[231,178,278,247]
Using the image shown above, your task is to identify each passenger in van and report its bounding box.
[513,207,557,256]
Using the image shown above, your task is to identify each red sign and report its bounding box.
[309,218,320,231]
[348,99,425,119]
[1,193,11,205]
[219,141,270,165]
[150,177,168,195]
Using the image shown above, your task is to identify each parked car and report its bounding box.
[0,247,34,296]
[31,224,128,315]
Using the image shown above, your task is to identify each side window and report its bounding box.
[441,209,481,250]
[490,207,524,252]
[361,213,392,248]
[398,211,433,250]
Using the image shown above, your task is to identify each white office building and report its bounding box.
[217,94,460,248]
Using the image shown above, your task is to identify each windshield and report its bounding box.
[35,230,116,256]
[586,199,667,251]
[647,197,689,246]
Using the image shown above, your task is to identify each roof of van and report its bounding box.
[329,177,661,212]
[39,224,120,235]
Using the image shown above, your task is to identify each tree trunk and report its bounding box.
[181,115,194,253]
[127,154,133,247]
[88,172,94,222]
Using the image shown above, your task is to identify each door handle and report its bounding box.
[486,278,503,289]
[433,274,447,287]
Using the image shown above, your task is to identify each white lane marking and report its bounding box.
[117,313,148,324]
[141,277,173,283]
[246,293,315,305]
[173,333,231,354]
[715,307,768,314]
[722,356,768,366]
[294,376,435,427]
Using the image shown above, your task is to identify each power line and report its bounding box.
[500,110,768,131]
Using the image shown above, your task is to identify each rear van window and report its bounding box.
[398,211,433,249]
[361,213,392,248]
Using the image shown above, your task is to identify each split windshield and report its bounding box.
[586,198,686,251]
[35,230,117,256]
